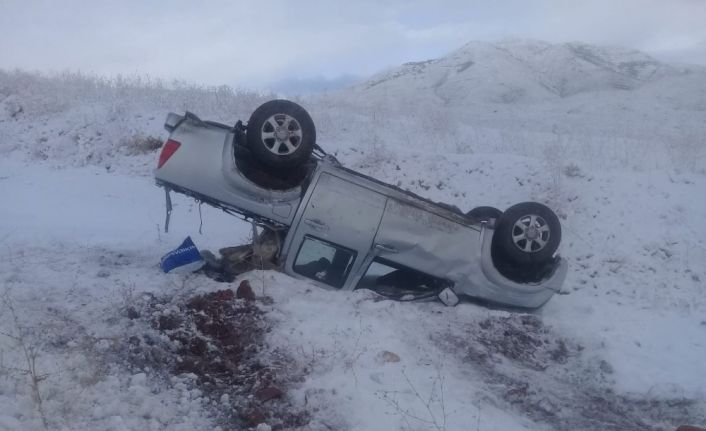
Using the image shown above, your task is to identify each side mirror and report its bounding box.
[438,287,459,306]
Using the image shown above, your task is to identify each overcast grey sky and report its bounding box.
[1,0,705,91]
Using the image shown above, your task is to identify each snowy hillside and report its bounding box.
[359,40,673,99]
[330,40,706,172]
[1,39,706,431]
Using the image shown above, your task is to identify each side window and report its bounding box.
[356,258,449,296]
[293,236,356,289]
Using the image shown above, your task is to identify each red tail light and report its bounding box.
[157,139,181,169]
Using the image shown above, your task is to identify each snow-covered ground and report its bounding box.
[1,40,705,430]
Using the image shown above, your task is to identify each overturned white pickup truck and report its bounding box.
[155,100,567,308]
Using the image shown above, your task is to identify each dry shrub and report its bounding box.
[121,135,163,155]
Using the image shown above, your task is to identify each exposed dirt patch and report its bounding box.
[437,313,705,431]
[123,285,309,429]
[473,314,572,370]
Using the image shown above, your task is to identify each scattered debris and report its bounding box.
[200,228,282,283]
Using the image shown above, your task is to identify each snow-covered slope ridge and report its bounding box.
[1,39,705,430]
[330,40,706,173]
[361,40,674,100]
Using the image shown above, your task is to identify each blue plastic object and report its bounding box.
[160,236,205,273]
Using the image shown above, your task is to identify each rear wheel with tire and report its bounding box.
[493,202,561,266]
[246,100,316,169]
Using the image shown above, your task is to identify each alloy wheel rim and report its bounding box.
[511,214,551,253]
[260,114,303,155]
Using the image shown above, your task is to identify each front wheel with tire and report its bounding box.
[246,100,316,169]
[493,202,561,266]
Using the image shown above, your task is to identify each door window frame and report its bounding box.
[292,235,358,289]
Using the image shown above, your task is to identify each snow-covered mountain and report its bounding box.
[1,40,705,431]
[356,39,699,103]
[324,40,706,174]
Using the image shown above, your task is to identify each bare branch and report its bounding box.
[1,291,50,429]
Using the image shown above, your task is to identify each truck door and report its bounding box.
[370,198,478,281]
[284,173,386,289]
